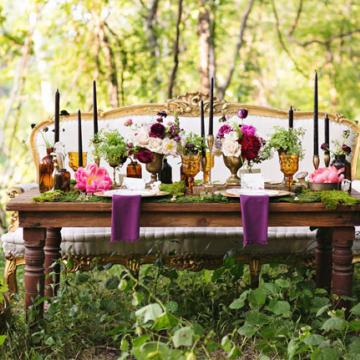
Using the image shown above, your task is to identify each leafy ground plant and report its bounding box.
[0,254,360,359]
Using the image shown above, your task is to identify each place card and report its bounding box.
[241,173,265,190]
[123,177,146,190]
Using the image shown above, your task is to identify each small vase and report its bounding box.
[109,156,127,187]
[39,147,55,193]
[223,155,243,186]
[278,152,299,191]
[159,158,172,184]
[331,154,351,181]
[127,160,142,178]
[181,154,201,194]
[54,168,71,192]
[146,153,164,184]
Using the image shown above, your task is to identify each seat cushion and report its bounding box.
[2,226,359,260]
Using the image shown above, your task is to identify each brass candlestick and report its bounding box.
[324,151,330,167]
[207,135,214,184]
[313,154,320,170]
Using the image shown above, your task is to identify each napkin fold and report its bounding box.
[111,195,141,243]
[240,194,269,247]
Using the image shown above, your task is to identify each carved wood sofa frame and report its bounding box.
[4,92,360,294]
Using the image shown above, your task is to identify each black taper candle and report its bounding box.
[200,100,205,138]
[209,77,214,135]
[314,71,319,156]
[93,80,98,135]
[288,106,294,129]
[325,113,330,147]
[54,89,60,143]
[78,110,83,168]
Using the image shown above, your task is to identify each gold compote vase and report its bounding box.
[278,151,299,190]
[146,153,164,184]
[181,154,201,194]
[223,155,243,186]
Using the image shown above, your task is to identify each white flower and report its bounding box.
[133,127,149,146]
[223,131,239,142]
[147,137,163,153]
[162,138,178,156]
[222,137,241,157]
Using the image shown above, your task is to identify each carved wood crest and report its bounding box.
[165,92,229,115]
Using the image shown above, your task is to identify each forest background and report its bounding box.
[0,0,359,230]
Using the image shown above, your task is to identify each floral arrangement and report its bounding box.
[216,109,264,164]
[98,130,128,166]
[75,163,112,193]
[321,130,351,156]
[127,111,182,163]
[309,166,344,184]
[181,132,205,155]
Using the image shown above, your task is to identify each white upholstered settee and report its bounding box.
[2,92,360,293]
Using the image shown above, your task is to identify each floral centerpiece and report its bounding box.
[126,111,182,183]
[216,109,264,185]
[179,132,205,194]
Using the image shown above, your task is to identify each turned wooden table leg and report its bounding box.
[45,227,62,297]
[315,228,332,291]
[23,228,46,320]
[331,226,354,309]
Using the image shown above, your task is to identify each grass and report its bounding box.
[1,249,360,359]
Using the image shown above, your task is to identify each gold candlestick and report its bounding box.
[313,154,320,170]
[207,135,214,184]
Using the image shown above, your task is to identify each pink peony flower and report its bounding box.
[309,166,344,184]
[75,163,112,194]
[241,124,256,137]
[217,124,233,138]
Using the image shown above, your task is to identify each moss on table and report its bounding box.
[32,188,359,209]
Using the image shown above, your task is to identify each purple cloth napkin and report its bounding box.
[240,194,269,247]
[111,195,141,243]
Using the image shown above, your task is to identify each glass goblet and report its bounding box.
[68,152,87,173]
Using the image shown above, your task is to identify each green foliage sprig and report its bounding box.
[98,130,128,166]
[262,127,305,159]
[181,132,206,155]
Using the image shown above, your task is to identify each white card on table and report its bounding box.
[241,173,265,190]
[123,177,146,190]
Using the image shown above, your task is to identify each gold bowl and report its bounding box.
[278,152,299,190]
[146,153,164,184]
[181,154,201,194]
[223,155,243,186]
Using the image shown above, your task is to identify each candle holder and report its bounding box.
[206,135,214,184]
[68,152,88,173]
[324,151,330,167]
[201,151,214,184]
[313,154,320,170]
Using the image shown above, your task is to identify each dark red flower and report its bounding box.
[150,122,166,139]
[240,134,261,161]
[342,144,351,154]
[238,109,248,119]
[135,148,154,163]
[321,143,329,151]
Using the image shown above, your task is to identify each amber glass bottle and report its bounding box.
[126,160,142,178]
[54,167,71,192]
[39,147,54,193]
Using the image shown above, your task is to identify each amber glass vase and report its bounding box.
[39,147,54,193]
[127,160,142,178]
[181,154,201,194]
[54,168,71,192]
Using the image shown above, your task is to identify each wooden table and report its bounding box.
[7,189,360,318]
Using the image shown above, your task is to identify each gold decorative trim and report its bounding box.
[30,92,360,179]
[4,256,25,296]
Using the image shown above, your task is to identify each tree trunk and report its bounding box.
[168,0,183,99]
[217,0,256,99]
[198,0,211,94]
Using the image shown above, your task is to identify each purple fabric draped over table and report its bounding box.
[240,194,269,247]
[111,195,141,242]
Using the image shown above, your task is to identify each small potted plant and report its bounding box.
[262,126,305,189]
[98,130,128,185]
[180,132,205,194]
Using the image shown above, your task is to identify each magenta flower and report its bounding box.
[241,124,256,137]
[75,163,112,194]
[238,109,248,119]
[217,124,233,138]
[135,148,154,163]
[150,122,166,139]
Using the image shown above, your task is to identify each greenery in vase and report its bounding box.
[98,130,128,166]
[181,132,205,155]
[321,130,352,157]
[262,126,305,159]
